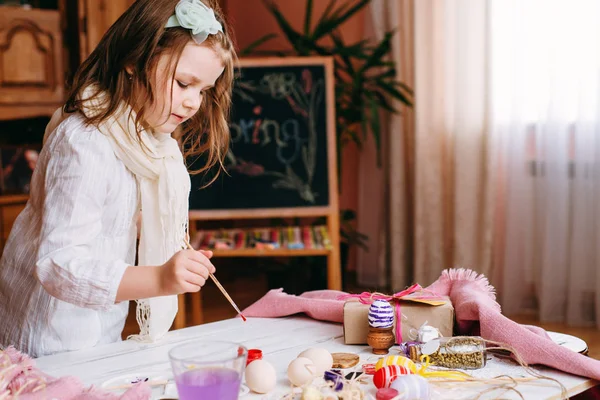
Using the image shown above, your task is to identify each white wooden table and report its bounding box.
[35,316,598,400]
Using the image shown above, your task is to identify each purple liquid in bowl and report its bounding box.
[175,367,241,400]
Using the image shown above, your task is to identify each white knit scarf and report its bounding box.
[44,87,190,342]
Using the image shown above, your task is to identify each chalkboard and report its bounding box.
[189,57,336,212]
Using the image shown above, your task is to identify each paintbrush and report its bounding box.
[183,238,247,322]
[105,379,169,391]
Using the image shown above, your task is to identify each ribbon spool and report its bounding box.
[362,364,376,375]
[375,355,417,373]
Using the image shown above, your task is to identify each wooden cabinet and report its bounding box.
[77,0,135,62]
[0,0,136,120]
[0,7,64,120]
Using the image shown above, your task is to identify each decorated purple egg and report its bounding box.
[368,300,394,328]
[324,370,344,391]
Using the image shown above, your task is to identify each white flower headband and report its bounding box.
[165,0,223,44]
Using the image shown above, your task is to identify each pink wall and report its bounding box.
[225,0,364,270]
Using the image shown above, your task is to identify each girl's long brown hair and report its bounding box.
[64,0,236,179]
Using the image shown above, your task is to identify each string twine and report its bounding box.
[0,351,47,399]
[278,362,370,400]
[422,337,569,400]
[275,336,569,400]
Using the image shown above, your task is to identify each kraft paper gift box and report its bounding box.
[342,289,454,345]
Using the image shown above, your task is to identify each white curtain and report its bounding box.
[361,0,496,289]
[357,0,414,289]
[494,0,600,327]
[412,0,496,285]
[364,0,600,328]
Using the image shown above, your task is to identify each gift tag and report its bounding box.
[401,293,447,306]
[420,339,440,356]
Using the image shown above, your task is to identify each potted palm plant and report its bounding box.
[242,0,413,165]
[243,0,414,285]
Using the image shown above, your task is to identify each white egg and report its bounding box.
[245,359,276,394]
[287,357,317,386]
[298,348,333,375]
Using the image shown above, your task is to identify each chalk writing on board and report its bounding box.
[226,69,324,204]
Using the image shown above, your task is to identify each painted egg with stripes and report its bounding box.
[390,374,431,399]
[375,355,417,373]
[368,300,394,328]
[373,365,412,389]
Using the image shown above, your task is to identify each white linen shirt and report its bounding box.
[0,113,139,357]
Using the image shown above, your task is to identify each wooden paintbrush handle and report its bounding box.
[183,238,245,319]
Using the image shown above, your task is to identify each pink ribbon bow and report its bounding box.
[338,284,426,343]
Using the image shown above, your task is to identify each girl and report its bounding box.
[0,0,236,357]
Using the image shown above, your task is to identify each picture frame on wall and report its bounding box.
[0,146,40,195]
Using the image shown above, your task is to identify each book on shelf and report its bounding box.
[191,226,331,251]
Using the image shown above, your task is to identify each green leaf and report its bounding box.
[377,79,413,107]
[370,89,398,113]
[304,0,314,34]
[314,0,337,37]
[335,63,355,79]
[341,209,357,221]
[329,32,355,75]
[312,0,371,40]
[263,0,307,54]
[239,33,278,56]
[360,106,369,141]
[310,43,331,56]
[368,94,382,166]
[360,31,394,73]
[334,66,353,84]
[330,33,372,73]
[370,60,397,68]
[344,128,363,148]
[373,68,397,80]
[394,80,415,96]
[350,74,364,104]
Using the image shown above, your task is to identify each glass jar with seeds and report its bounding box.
[408,336,487,369]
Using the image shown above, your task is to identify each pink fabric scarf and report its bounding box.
[0,347,150,399]
[242,268,600,381]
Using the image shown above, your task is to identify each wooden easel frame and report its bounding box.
[175,56,341,329]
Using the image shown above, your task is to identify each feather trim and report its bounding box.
[440,268,498,301]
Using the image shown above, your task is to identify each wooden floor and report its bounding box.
[123,267,600,361]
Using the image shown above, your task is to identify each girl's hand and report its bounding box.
[159,249,216,295]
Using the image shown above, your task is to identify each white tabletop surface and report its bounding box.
[35,316,598,400]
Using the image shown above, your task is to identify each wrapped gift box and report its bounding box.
[342,295,454,345]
